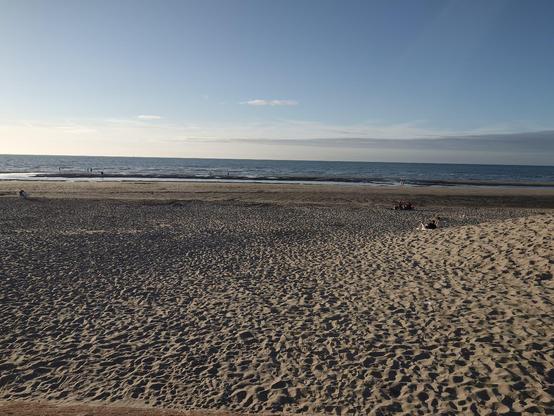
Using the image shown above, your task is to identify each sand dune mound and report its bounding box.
[0,199,552,414]
[355,215,553,414]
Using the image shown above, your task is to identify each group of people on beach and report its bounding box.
[392,200,441,230]
[394,200,414,210]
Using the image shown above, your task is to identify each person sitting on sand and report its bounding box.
[419,219,437,230]
[394,201,414,210]
[18,190,28,199]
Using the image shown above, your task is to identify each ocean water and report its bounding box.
[0,154,553,187]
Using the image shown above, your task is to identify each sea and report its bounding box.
[0,154,553,187]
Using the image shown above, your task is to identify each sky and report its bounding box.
[1,0,553,164]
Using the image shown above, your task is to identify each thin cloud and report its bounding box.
[137,115,162,120]
[224,130,554,153]
[55,125,97,134]
[2,118,553,164]
[242,99,298,107]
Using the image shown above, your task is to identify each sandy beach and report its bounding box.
[0,182,552,415]
[2,180,554,207]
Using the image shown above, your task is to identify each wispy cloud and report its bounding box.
[9,121,97,134]
[222,130,554,153]
[55,124,97,134]
[242,99,299,107]
[2,117,552,164]
[137,114,162,120]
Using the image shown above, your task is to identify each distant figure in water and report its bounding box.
[419,219,437,230]
[100,171,104,177]
[18,190,28,199]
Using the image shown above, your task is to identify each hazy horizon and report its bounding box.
[2,129,554,166]
[2,0,553,165]
[1,149,553,168]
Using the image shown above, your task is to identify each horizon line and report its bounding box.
[1,152,553,168]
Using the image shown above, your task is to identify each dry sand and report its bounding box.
[0,182,553,415]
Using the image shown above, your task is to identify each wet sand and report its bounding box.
[0,182,552,414]
[1,180,554,208]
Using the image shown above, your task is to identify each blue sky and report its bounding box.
[1,0,553,164]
